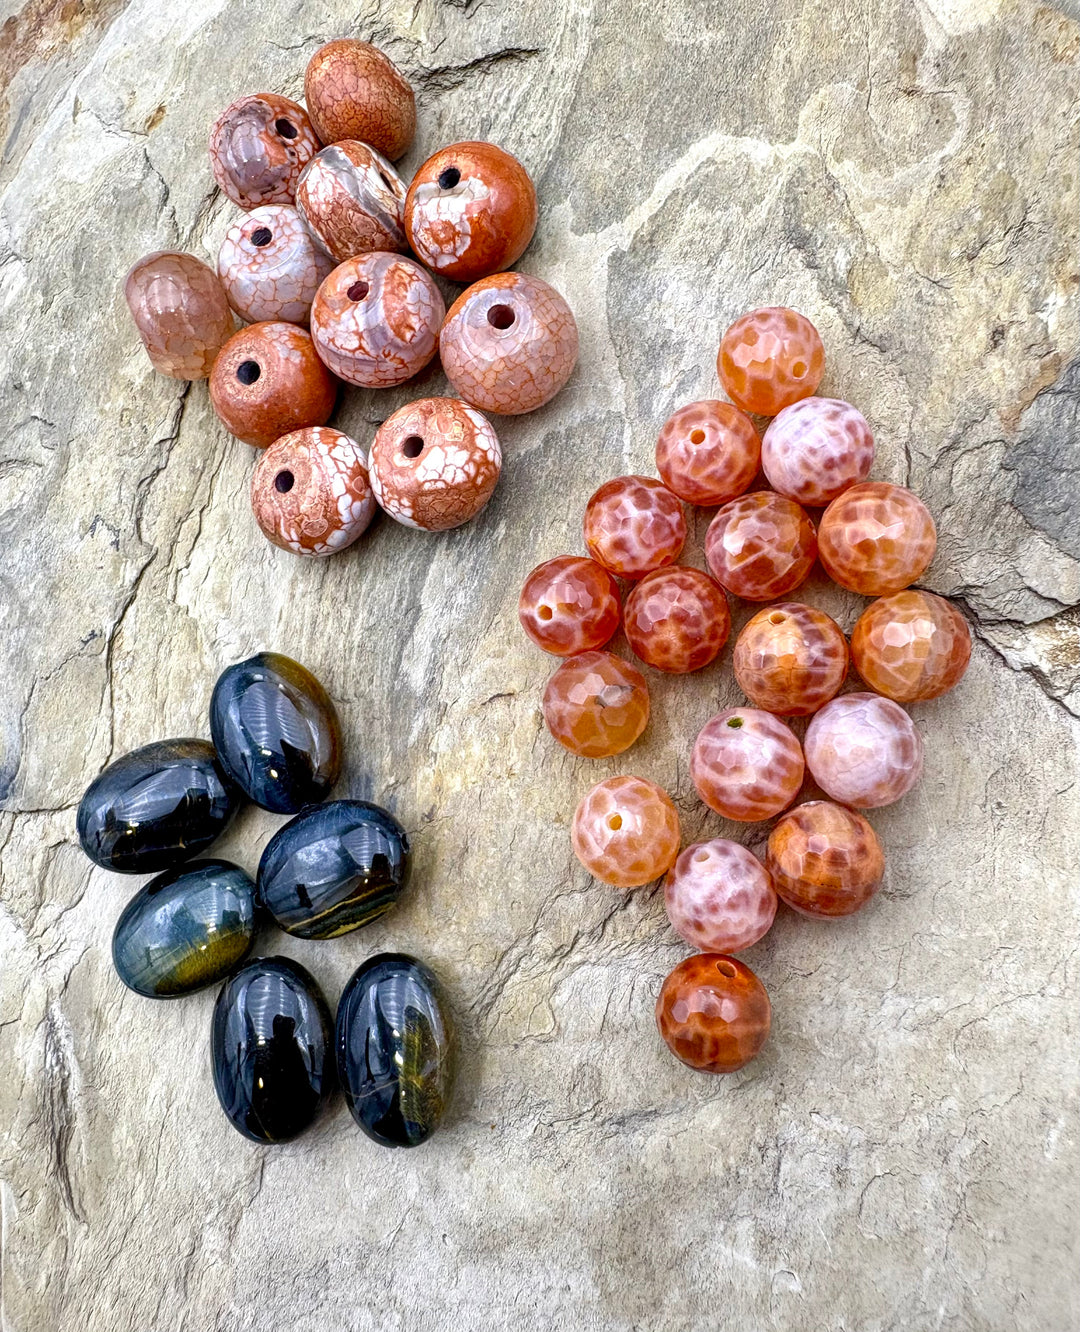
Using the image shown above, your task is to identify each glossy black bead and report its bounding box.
[209,652,341,814]
[112,859,257,998]
[77,739,239,874]
[335,953,454,1148]
[211,956,333,1144]
[257,800,410,939]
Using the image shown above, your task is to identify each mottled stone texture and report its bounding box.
[0,1,1078,1329]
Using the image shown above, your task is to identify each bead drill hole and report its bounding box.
[487,304,515,330]
[769,612,785,624]
[726,716,744,728]
[694,850,709,864]
[402,436,424,458]
[274,470,294,494]
[378,170,394,191]
[251,227,273,247]
[538,605,553,621]
[275,118,298,139]
[690,429,706,445]
[438,166,461,190]
[793,361,807,377]
[347,281,370,302]
[716,960,737,978]
[236,360,261,385]
[607,814,622,831]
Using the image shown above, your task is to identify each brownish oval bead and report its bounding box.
[250,427,375,556]
[656,955,771,1075]
[296,141,407,263]
[209,322,337,448]
[304,39,416,160]
[124,251,235,379]
[208,94,321,210]
[405,142,538,283]
[766,800,884,917]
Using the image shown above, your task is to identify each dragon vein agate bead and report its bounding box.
[209,94,321,209]
[718,306,824,417]
[572,775,680,888]
[655,400,760,506]
[124,251,234,379]
[733,602,848,716]
[656,955,771,1074]
[663,839,777,954]
[304,39,416,160]
[584,476,686,580]
[251,427,375,556]
[543,651,649,758]
[624,567,730,673]
[705,491,816,601]
[804,692,924,809]
[209,322,336,448]
[518,556,621,656]
[296,141,407,262]
[762,397,874,506]
[691,707,804,822]
[766,801,884,917]
[851,590,971,702]
[217,205,333,326]
[818,482,937,595]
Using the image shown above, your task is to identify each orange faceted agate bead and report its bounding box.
[519,556,621,656]
[705,491,816,601]
[584,476,686,580]
[304,39,416,160]
[656,955,771,1074]
[850,591,971,702]
[691,707,804,822]
[766,801,884,917]
[655,400,760,506]
[818,482,937,596]
[572,775,679,888]
[543,651,649,758]
[208,94,321,210]
[623,567,730,673]
[733,602,848,716]
[209,322,336,448]
[124,251,235,379]
[718,307,824,417]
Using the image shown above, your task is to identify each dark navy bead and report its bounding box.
[211,956,334,1144]
[112,859,257,998]
[209,652,341,814]
[335,953,454,1148]
[77,739,239,874]
[257,799,410,939]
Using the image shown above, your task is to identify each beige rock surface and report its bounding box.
[1,1,1078,1328]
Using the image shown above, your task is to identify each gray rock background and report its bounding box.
[1,0,1078,1327]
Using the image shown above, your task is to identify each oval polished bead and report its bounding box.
[77,739,239,874]
[335,953,454,1148]
[209,652,342,814]
[211,956,334,1143]
[124,251,235,379]
[257,799,411,939]
[112,859,257,998]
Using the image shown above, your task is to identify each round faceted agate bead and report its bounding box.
[310,252,443,388]
[851,590,971,702]
[691,707,804,822]
[655,400,760,506]
[518,556,620,656]
[370,397,501,531]
[208,94,321,209]
[623,567,730,674]
[296,141,407,262]
[718,306,825,416]
[766,800,884,917]
[584,476,686,580]
[804,692,924,810]
[251,427,375,556]
[663,839,777,954]
[217,205,333,325]
[304,39,415,160]
[656,954,771,1075]
[404,141,538,282]
[440,272,578,415]
[543,651,649,758]
[818,482,937,596]
[124,251,234,379]
[705,491,817,601]
[733,602,848,716]
[209,322,336,448]
[572,775,680,888]
[761,397,874,506]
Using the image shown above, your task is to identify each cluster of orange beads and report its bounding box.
[520,304,972,1079]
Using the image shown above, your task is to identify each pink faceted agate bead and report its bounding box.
[655,400,760,506]
[208,94,321,209]
[663,839,777,953]
[761,397,874,507]
[584,476,686,579]
[572,775,680,888]
[818,482,937,596]
[623,567,730,673]
[691,707,804,822]
[518,556,621,656]
[217,205,333,325]
[804,692,924,810]
[705,491,817,601]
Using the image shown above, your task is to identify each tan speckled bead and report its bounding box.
[251,427,375,556]
[209,322,337,448]
[304,40,415,160]
[370,398,501,531]
[296,141,407,262]
[217,206,333,325]
[440,272,578,415]
[310,252,444,387]
[124,251,234,379]
[208,94,321,209]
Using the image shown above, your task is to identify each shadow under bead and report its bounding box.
[335,953,454,1148]
[112,859,256,998]
[257,800,410,939]
[77,739,239,874]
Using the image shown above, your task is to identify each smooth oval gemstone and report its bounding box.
[209,652,341,813]
[335,953,454,1148]
[257,800,410,939]
[112,859,256,998]
[212,956,334,1143]
[77,739,239,874]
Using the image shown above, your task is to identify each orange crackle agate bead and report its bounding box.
[571,775,679,888]
[405,142,538,283]
[208,94,321,210]
[124,251,234,379]
[518,557,621,656]
[766,801,884,917]
[733,602,848,716]
[818,482,937,596]
[655,399,760,506]
[304,40,416,160]
[623,567,730,673]
[584,476,686,580]
[705,491,816,601]
[209,322,336,448]
[850,591,971,702]
[718,306,824,417]
[656,954,771,1075]
[296,141,408,263]
[250,427,375,556]
[543,651,649,759]
[691,707,804,822]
